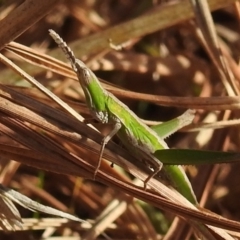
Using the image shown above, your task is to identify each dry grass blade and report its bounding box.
[0,0,60,50]
[190,0,238,96]
[0,185,85,223]
[108,88,240,110]
[0,193,22,231]
[188,118,240,131]
[2,218,88,231]
[6,42,75,79]
[49,0,238,58]
[0,176,86,231]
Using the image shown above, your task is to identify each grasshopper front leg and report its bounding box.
[94,120,122,179]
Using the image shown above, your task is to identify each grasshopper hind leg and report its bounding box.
[142,153,163,190]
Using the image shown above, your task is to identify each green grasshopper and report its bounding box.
[49,30,197,204]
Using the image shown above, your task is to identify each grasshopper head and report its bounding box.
[75,60,108,123]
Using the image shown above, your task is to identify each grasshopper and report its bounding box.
[49,30,196,203]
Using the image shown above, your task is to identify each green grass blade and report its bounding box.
[155,149,240,165]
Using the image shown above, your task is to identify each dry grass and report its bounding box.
[0,0,240,239]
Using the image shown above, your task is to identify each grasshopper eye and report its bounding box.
[82,68,91,83]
